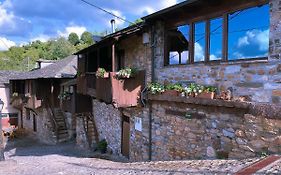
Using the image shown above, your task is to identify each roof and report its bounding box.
[11,55,77,80]
[75,22,145,55]
[0,71,22,86]
[142,0,200,21]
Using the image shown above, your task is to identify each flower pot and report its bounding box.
[163,90,179,96]
[197,92,215,99]
[103,72,110,78]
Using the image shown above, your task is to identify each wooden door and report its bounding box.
[121,116,130,158]
[33,114,37,132]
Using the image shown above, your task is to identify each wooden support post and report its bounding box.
[112,44,116,72]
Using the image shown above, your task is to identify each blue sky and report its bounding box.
[0,0,183,50]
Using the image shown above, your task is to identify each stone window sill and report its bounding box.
[148,94,250,109]
[148,94,281,119]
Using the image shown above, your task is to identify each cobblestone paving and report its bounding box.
[0,138,280,175]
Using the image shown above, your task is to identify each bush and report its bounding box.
[97,139,107,153]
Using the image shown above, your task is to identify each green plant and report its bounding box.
[58,91,72,100]
[173,83,184,92]
[148,82,165,94]
[164,84,175,90]
[12,92,19,97]
[96,68,107,78]
[115,67,137,79]
[204,86,217,93]
[97,139,107,153]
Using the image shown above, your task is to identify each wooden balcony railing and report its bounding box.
[96,71,145,108]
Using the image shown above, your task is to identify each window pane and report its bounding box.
[228,4,269,60]
[194,22,206,62]
[167,25,190,65]
[210,17,223,61]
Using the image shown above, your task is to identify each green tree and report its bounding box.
[48,37,75,60]
[68,32,80,46]
[81,31,94,45]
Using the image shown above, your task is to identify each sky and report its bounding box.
[0,0,184,50]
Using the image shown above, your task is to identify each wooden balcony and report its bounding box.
[96,71,145,108]
[77,73,97,96]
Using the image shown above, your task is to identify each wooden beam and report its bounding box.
[222,14,228,61]
[189,23,195,64]
[205,20,210,62]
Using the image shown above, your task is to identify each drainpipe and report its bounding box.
[148,24,156,161]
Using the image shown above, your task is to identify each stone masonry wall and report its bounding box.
[151,100,281,161]
[152,1,281,104]
[92,99,122,155]
[119,31,152,83]
[21,107,56,145]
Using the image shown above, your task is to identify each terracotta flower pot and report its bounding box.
[163,90,179,96]
[197,92,215,99]
[103,72,110,78]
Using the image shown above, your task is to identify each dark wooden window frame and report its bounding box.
[164,1,269,66]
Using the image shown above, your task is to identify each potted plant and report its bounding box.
[163,84,178,96]
[96,68,109,78]
[115,67,137,79]
[97,139,108,154]
[185,83,199,97]
[58,91,72,100]
[198,86,216,99]
[148,82,165,95]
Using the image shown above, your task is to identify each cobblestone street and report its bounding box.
[0,138,280,175]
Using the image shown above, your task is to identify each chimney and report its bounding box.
[110,19,116,33]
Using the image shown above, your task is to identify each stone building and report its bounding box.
[75,0,280,161]
[10,55,77,144]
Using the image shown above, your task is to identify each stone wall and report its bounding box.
[21,107,56,145]
[92,99,122,155]
[150,98,281,160]
[151,1,281,104]
[118,32,152,83]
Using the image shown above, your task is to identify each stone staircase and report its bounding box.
[53,108,69,143]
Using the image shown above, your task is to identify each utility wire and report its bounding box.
[0,37,10,50]
[80,0,138,27]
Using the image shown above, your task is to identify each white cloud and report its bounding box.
[30,34,52,42]
[57,25,87,38]
[237,29,269,51]
[194,42,205,61]
[104,9,126,29]
[0,37,16,51]
[136,0,178,15]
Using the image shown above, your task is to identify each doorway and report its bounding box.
[121,115,130,158]
[33,113,37,132]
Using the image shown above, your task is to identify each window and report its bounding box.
[194,22,206,62]
[228,5,269,60]
[210,17,223,61]
[166,25,190,65]
[165,3,269,65]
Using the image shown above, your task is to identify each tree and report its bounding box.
[48,38,75,60]
[68,33,80,46]
[81,31,94,45]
